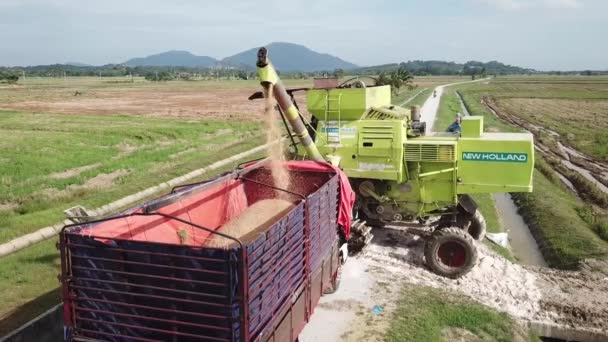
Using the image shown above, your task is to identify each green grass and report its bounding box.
[0,108,268,334]
[0,148,266,334]
[512,170,608,269]
[577,206,608,242]
[392,88,431,107]
[0,111,263,243]
[385,286,537,342]
[0,239,60,335]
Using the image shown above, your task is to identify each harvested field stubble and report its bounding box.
[0,79,310,120]
[496,97,608,161]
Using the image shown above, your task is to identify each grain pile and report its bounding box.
[205,199,294,248]
[263,84,291,198]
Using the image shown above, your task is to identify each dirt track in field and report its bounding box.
[0,88,308,121]
[483,96,608,195]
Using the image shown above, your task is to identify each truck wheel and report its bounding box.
[323,261,342,294]
[424,227,478,278]
[324,245,343,295]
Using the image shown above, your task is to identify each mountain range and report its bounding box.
[9,42,537,75]
[124,42,358,72]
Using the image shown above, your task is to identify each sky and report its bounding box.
[0,0,606,70]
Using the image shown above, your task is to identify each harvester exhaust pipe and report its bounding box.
[256,47,324,162]
[411,105,421,122]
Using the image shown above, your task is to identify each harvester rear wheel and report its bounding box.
[469,209,487,241]
[424,227,478,278]
[435,207,487,241]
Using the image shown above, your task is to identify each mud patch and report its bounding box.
[48,163,101,179]
[115,142,140,157]
[317,299,364,312]
[83,169,130,189]
[209,128,234,137]
[0,202,18,212]
[38,169,131,199]
[169,148,196,159]
[441,327,483,342]
[536,267,608,332]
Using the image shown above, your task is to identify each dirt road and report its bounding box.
[421,78,489,134]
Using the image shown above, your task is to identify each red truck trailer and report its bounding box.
[59,161,348,342]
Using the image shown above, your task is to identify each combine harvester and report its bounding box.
[253,47,534,277]
[59,48,534,341]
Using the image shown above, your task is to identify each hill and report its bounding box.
[65,62,93,67]
[222,42,358,72]
[125,50,218,67]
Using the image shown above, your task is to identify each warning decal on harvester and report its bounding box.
[462,152,528,163]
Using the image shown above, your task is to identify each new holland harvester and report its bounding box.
[254,47,534,278]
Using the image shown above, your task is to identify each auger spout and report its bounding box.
[256,47,324,162]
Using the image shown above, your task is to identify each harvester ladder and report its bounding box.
[324,94,342,145]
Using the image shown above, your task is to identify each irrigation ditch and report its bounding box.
[455,90,608,340]
[455,91,547,267]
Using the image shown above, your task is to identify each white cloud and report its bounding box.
[477,0,529,11]
[542,0,582,8]
[477,0,582,10]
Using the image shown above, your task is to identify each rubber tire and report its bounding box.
[468,210,487,241]
[424,227,478,279]
[323,254,342,295]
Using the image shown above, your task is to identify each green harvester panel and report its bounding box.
[461,116,483,138]
[316,119,405,182]
[457,132,535,193]
[307,86,392,120]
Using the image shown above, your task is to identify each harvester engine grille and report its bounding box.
[363,107,404,120]
[404,143,456,162]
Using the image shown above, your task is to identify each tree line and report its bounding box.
[1,61,605,83]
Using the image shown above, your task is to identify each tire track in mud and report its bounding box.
[482,96,608,199]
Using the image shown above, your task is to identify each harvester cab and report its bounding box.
[254,47,534,278]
